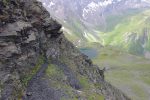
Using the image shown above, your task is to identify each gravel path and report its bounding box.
[22,60,81,100]
[51,60,81,90]
[23,63,62,100]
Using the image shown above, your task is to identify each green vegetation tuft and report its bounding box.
[46,64,58,77]
[2,0,9,5]
[45,63,67,89]
[21,56,44,86]
[88,93,104,100]
[94,83,101,89]
[78,75,90,89]
[46,64,65,81]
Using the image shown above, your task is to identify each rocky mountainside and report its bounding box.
[0,0,130,100]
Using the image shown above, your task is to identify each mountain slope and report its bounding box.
[102,10,150,56]
[0,0,130,100]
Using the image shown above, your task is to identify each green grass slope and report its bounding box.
[100,9,150,56]
[92,46,150,100]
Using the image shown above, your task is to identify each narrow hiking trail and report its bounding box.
[22,63,59,100]
[23,62,64,100]
[23,60,81,100]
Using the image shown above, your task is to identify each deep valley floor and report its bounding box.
[81,46,150,100]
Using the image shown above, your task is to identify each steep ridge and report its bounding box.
[0,0,130,100]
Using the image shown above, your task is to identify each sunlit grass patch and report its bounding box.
[78,75,91,89]
[88,93,104,100]
[21,56,44,86]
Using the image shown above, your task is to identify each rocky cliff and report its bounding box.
[0,0,130,100]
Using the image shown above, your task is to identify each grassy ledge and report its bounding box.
[21,56,45,87]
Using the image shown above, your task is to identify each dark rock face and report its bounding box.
[0,0,130,100]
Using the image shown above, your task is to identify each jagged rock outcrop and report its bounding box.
[0,0,130,100]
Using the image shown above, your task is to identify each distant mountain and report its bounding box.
[42,0,150,25]
[41,0,150,31]
[40,0,150,57]
[102,10,150,57]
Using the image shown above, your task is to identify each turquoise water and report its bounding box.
[80,48,98,59]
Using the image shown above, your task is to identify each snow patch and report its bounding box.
[47,1,55,8]
[83,31,98,42]
[82,0,114,19]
